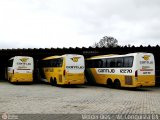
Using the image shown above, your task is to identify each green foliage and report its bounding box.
[93,36,118,48]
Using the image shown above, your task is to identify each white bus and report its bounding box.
[86,52,155,88]
[39,54,85,85]
[7,56,34,83]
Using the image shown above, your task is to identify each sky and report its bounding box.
[0,0,160,49]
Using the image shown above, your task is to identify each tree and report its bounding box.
[92,36,118,48]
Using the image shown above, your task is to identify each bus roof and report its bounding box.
[9,56,33,60]
[86,52,152,60]
[89,54,118,59]
[42,56,62,60]
[42,54,83,60]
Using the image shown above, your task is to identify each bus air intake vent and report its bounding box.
[125,76,133,85]
[59,75,62,83]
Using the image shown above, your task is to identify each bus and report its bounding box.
[85,53,155,88]
[6,56,34,83]
[38,54,85,85]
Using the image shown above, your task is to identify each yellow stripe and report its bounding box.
[43,68,85,85]
[89,68,155,87]
[9,73,33,82]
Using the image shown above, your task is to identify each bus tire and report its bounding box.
[50,77,57,86]
[53,78,57,86]
[107,79,113,88]
[50,78,54,86]
[114,79,121,89]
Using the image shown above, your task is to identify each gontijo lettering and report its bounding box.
[98,69,115,73]
[17,62,31,65]
[66,66,84,69]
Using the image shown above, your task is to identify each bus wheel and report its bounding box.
[53,78,57,86]
[50,78,54,86]
[114,80,121,89]
[8,78,11,83]
[107,79,113,88]
[50,78,57,86]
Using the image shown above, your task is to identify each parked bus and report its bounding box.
[85,53,155,88]
[6,56,34,83]
[38,54,85,85]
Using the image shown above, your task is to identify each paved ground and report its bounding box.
[0,80,160,114]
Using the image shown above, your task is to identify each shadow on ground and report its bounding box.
[86,83,159,92]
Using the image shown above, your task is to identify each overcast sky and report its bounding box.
[0,0,160,49]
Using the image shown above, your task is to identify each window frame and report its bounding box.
[86,56,134,68]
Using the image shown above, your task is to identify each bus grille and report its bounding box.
[59,75,62,83]
[125,76,132,85]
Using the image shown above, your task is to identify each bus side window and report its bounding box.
[57,58,62,67]
[50,60,54,67]
[98,60,103,68]
[103,58,108,68]
[106,59,112,67]
[110,59,116,67]
[94,60,98,68]
[53,61,57,67]
[105,59,108,68]
[116,58,123,67]
[124,57,133,67]
[59,58,63,67]
[55,59,59,67]
[92,60,97,68]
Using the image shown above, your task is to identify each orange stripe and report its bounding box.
[140,69,153,71]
